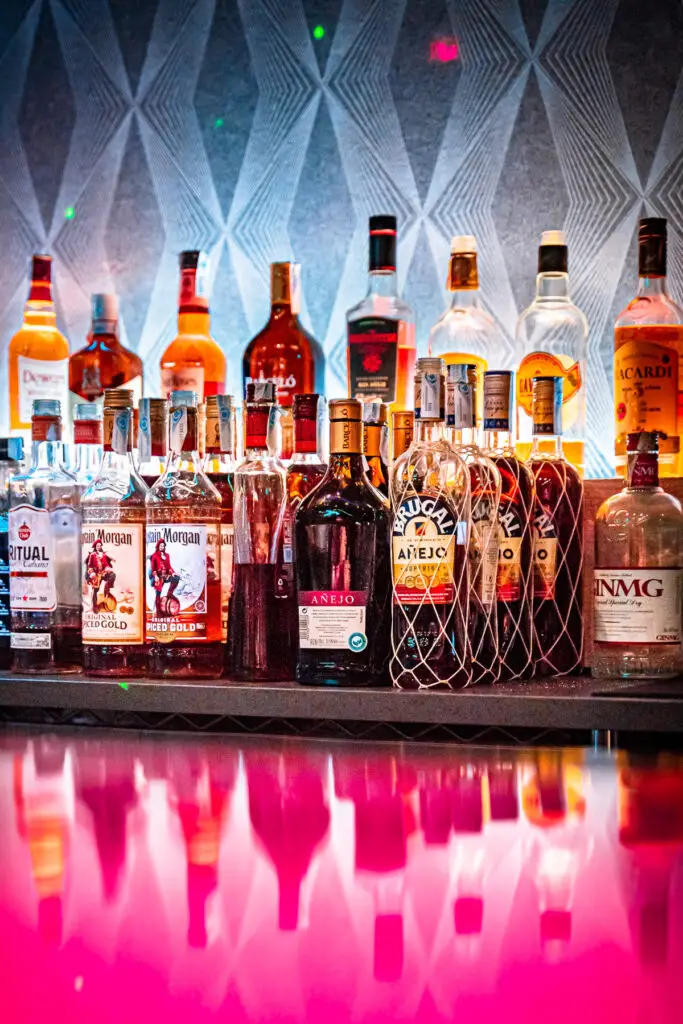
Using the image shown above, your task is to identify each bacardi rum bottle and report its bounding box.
[160,251,226,400]
[81,390,148,677]
[0,439,23,670]
[69,293,143,422]
[72,402,103,490]
[528,376,583,677]
[295,398,392,686]
[146,390,223,678]
[362,401,390,497]
[204,394,236,641]
[615,218,683,477]
[446,364,501,684]
[390,358,471,689]
[346,216,416,415]
[482,371,534,681]
[9,400,81,673]
[229,382,291,680]
[137,398,168,487]
[594,431,683,679]
[9,255,70,444]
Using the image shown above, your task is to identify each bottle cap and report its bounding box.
[179,250,202,270]
[74,402,102,420]
[532,376,563,435]
[91,293,118,324]
[329,399,362,454]
[538,230,568,273]
[446,365,476,430]
[362,400,388,425]
[451,235,477,253]
[447,363,478,386]
[391,410,414,459]
[246,381,277,404]
[638,218,667,277]
[448,238,479,290]
[170,390,198,408]
[369,214,397,234]
[270,262,300,311]
[329,398,362,420]
[416,356,444,375]
[483,371,513,431]
[0,437,24,462]
[32,399,61,418]
[627,431,658,453]
[103,389,133,409]
[369,216,397,272]
[31,254,52,282]
[293,393,320,419]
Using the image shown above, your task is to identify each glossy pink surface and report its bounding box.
[1,731,682,1023]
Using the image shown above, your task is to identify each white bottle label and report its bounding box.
[169,408,188,451]
[298,591,368,651]
[18,356,69,424]
[82,524,144,643]
[594,567,683,644]
[9,506,57,611]
[221,523,233,638]
[145,523,217,642]
[11,632,52,649]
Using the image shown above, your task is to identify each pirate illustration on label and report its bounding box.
[149,538,181,616]
[85,540,117,613]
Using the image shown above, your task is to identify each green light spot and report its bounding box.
[313,24,325,40]
[64,206,75,220]
[214,117,224,129]
[119,682,129,690]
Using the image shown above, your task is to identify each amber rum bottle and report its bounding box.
[9,255,69,443]
[347,216,416,416]
[81,390,148,677]
[137,398,168,488]
[295,399,392,686]
[242,263,325,460]
[615,218,683,477]
[69,293,143,422]
[146,391,223,678]
[362,401,390,497]
[160,252,226,400]
[528,376,583,677]
[204,394,236,641]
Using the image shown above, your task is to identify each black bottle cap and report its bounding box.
[538,230,568,274]
[179,250,202,270]
[638,218,667,277]
[369,215,397,271]
[31,254,52,282]
[0,437,24,462]
[369,215,397,233]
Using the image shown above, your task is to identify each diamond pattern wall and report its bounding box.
[1,0,682,475]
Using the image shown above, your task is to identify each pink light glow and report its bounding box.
[430,39,459,63]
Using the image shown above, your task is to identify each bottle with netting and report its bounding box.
[390,358,471,689]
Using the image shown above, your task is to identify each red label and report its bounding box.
[630,453,659,488]
[294,417,317,454]
[348,317,399,403]
[31,417,61,442]
[74,420,103,445]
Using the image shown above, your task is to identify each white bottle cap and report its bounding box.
[451,235,477,254]
[540,230,565,247]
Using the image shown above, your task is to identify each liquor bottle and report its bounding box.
[295,399,392,686]
[446,364,501,684]
[81,390,148,677]
[615,218,683,477]
[391,410,414,462]
[137,398,168,488]
[204,394,236,641]
[0,439,23,670]
[229,382,291,680]
[515,232,588,474]
[593,431,683,678]
[146,390,223,678]
[362,401,389,497]
[428,236,508,424]
[242,262,325,460]
[9,255,70,443]
[346,215,416,415]
[72,402,103,490]
[9,400,81,673]
[482,371,534,681]
[390,358,471,689]
[528,376,583,676]
[68,293,143,422]
[160,251,226,400]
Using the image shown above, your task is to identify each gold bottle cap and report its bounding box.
[329,398,362,421]
[329,398,362,453]
[448,236,479,291]
[483,371,513,431]
[103,388,133,409]
[271,261,301,313]
[532,376,563,436]
[391,410,414,459]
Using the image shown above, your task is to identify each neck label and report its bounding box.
[629,451,659,487]
[347,317,399,404]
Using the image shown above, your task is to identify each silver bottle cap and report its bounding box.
[32,399,61,418]
[74,402,102,421]
[170,390,198,409]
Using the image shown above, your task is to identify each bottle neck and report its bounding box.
[449,288,480,310]
[483,428,514,452]
[90,326,122,347]
[637,275,669,298]
[627,450,659,489]
[328,452,367,479]
[31,440,64,471]
[416,420,445,444]
[23,297,57,328]
[204,451,236,473]
[74,443,103,476]
[531,433,563,458]
[178,310,211,335]
[451,426,478,447]
[368,269,398,298]
[97,448,137,480]
[535,272,571,300]
[293,416,320,458]
[165,450,203,475]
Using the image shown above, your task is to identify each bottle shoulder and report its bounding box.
[515,301,588,349]
[347,294,414,324]
[10,324,70,357]
[298,470,389,520]
[429,304,501,351]
[597,487,683,524]
[615,293,683,328]
[146,469,222,507]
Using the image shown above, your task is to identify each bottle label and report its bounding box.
[82,524,144,643]
[220,523,233,638]
[9,506,56,611]
[18,356,68,425]
[169,408,189,451]
[517,352,582,417]
[392,495,458,604]
[483,376,512,431]
[629,451,659,488]
[497,503,524,602]
[533,508,557,600]
[145,524,216,643]
[348,317,399,404]
[614,335,679,444]
[414,372,443,420]
[161,366,205,400]
[0,511,9,640]
[447,379,474,429]
[298,591,367,650]
[471,518,498,605]
[11,632,51,649]
[104,409,133,454]
[594,567,683,644]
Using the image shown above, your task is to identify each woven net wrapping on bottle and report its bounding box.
[492,452,534,681]
[390,439,472,689]
[458,446,502,684]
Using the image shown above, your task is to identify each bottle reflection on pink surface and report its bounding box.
[245,750,330,931]
[418,768,451,846]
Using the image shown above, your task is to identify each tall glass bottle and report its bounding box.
[81,390,148,677]
[516,232,588,475]
[229,382,290,680]
[428,236,508,424]
[68,293,143,422]
[9,400,81,673]
[528,376,583,677]
[0,438,23,670]
[593,431,683,679]
[242,262,325,460]
[362,400,390,497]
[482,371,534,681]
[390,358,471,689]
[137,398,168,488]
[615,218,683,477]
[204,394,236,642]
[72,402,103,491]
[346,216,416,416]
[446,364,501,684]
[295,399,392,686]
[9,255,70,443]
[146,390,223,678]
[160,251,226,400]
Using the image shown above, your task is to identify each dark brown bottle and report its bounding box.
[295,399,391,686]
[362,400,389,497]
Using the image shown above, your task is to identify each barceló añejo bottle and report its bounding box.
[295,398,392,686]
